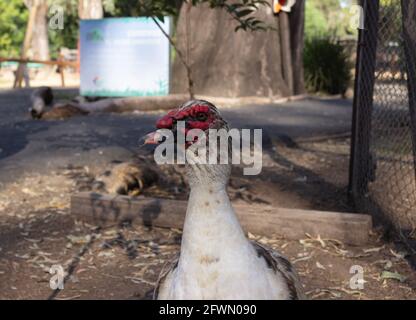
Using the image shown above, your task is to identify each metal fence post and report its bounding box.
[348,0,380,196]
[401,0,416,185]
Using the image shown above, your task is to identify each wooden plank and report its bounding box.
[76,95,189,113]
[71,192,372,245]
[1,57,78,68]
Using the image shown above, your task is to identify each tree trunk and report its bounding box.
[14,1,38,88]
[279,12,294,94]
[171,1,305,98]
[25,0,49,60]
[289,0,306,95]
[78,0,103,19]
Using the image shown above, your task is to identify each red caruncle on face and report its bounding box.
[156,104,216,134]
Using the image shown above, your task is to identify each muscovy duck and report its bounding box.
[29,86,88,120]
[144,100,305,300]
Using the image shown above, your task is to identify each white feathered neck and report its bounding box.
[158,163,292,299]
[181,163,249,265]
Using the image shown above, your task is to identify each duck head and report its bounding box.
[144,100,232,188]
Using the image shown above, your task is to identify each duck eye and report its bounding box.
[196,112,207,121]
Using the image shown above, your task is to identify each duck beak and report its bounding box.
[142,131,162,145]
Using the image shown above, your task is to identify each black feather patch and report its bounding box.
[153,257,179,299]
[253,242,299,300]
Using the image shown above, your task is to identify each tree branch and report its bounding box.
[151,16,195,100]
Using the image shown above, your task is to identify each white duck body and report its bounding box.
[155,162,304,300]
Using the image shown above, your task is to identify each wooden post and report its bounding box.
[279,12,294,95]
[78,0,103,19]
[14,2,38,88]
[289,0,306,95]
[58,53,65,87]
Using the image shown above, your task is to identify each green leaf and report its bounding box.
[380,271,407,283]
[235,9,254,18]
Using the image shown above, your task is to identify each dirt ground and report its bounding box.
[0,134,415,300]
[0,67,80,89]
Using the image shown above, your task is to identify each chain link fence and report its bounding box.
[349,0,416,250]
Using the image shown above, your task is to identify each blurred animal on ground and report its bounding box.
[29,86,89,120]
[93,162,159,196]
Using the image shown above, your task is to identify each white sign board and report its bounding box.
[80,17,170,97]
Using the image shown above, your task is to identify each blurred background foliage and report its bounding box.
[47,0,78,59]
[0,0,28,57]
[304,37,352,95]
[0,0,270,58]
[304,0,358,95]
[305,0,359,40]
[1,0,360,57]
[0,0,372,95]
